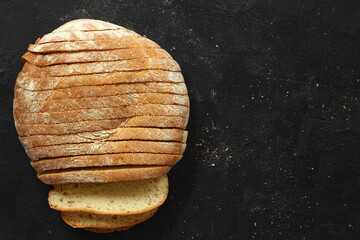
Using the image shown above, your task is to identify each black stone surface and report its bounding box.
[0,0,359,239]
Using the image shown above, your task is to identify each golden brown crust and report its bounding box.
[21,128,188,148]
[26,141,186,160]
[31,153,183,173]
[61,208,157,229]
[28,37,159,53]
[14,82,188,101]
[14,93,189,112]
[22,48,173,67]
[84,226,133,233]
[14,104,189,125]
[39,166,171,184]
[21,59,180,78]
[15,116,189,136]
[16,71,184,91]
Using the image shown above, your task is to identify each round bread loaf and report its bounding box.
[13,19,189,184]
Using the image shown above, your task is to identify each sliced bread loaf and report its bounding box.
[48,175,168,215]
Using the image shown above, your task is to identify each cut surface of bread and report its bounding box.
[61,208,157,229]
[48,175,168,215]
[14,93,189,112]
[38,166,171,184]
[31,153,182,173]
[23,48,172,67]
[22,59,180,78]
[26,141,186,160]
[16,116,189,136]
[21,128,188,148]
[16,71,184,91]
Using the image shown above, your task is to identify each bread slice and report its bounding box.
[15,82,187,101]
[14,104,189,124]
[21,128,187,148]
[22,48,172,67]
[48,175,168,215]
[16,71,184,91]
[15,116,188,136]
[84,226,133,233]
[26,141,186,160]
[61,208,157,229]
[28,38,159,53]
[15,93,189,112]
[51,19,127,33]
[22,59,180,78]
[38,29,139,45]
[38,166,171,184]
[31,153,182,173]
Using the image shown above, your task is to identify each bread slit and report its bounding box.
[40,166,171,184]
[31,153,182,173]
[16,70,184,91]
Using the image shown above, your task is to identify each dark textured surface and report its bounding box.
[0,0,359,239]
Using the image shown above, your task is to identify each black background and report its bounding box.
[0,0,359,239]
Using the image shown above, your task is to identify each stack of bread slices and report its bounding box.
[13,19,189,232]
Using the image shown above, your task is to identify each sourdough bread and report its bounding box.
[48,175,168,215]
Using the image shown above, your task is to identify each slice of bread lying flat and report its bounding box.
[48,175,168,215]
[61,208,157,229]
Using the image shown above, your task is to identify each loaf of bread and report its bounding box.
[13,19,189,232]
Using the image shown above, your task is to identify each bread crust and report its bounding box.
[16,71,184,91]
[15,93,189,112]
[31,153,182,173]
[61,208,157,229]
[21,128,187,148]
[84,226,133,233]
[14,104,189,124]
[21,59,180,78]
[15,116,189,136]
[28,38,159,53]
[22,48,172,67]
[51,19,127,33]
[15,82,188,101]
[38,29,140,44]
[39,166,171,184]
[26,141,186,160]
